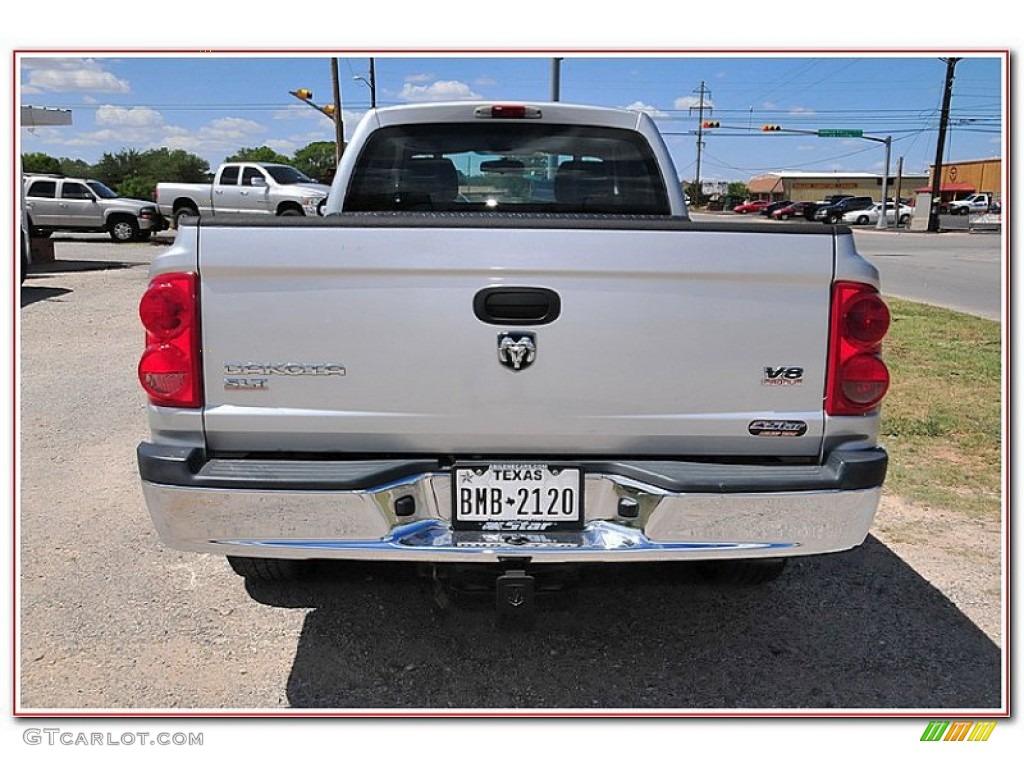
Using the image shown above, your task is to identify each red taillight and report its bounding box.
[826,281,890,416]
[138,272,202,408]
[844,293,890,347]
[839,354,890,406]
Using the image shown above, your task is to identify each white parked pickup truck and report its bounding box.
[137,102,890,613]
[947,192,994,215]
[156,162,330,227]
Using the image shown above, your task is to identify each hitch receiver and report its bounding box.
[496,569,535,627]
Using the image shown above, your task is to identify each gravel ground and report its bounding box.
[15,235,1004,712]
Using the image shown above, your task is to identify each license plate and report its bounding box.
[452,463,583,531]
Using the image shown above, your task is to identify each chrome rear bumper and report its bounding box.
[139,445,885,564]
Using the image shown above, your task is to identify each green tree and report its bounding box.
[116,176,157,201]
[89,147,209,200]
[92,149,145,188]
[728,181,749,199]
[142,148,210,183]
[21,152,62,174]
[225,146,291,164]
[291,141,336,182]
[58,157,93,177]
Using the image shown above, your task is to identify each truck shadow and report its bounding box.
[28,259,143,275]
[244,536,1001,710]
[20,285,73,308]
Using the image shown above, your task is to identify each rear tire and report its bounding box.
[174,205,199,229]
[696,558,788,585]
[856,215,869,225]
[227,556,315,581]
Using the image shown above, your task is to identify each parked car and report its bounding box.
[760,200,792,217]
[156,162,330,227]
[815,196,875,224]
[733,199,771,214]
[23,174,168,242]
[771,201,818,221]
[842,203,914,226]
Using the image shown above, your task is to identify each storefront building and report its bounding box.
[746,171,930,203]
[920,157,1002,204]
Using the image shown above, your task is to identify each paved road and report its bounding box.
[851,228,1002,321]
[16,236,1002,712]
[692,213,1003,321]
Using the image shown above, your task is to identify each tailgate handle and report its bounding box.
[474,287,561,326]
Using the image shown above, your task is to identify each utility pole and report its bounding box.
[330,58,344,169]
[893,157,905,228]
[875,136,892,229]
[928,57,960,232]
[688,81,711,207]
[551,58,562,102]
[368,57,377,109]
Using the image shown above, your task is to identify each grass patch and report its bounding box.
[880,298,1002,518]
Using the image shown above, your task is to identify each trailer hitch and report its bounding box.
[496,568,536,628]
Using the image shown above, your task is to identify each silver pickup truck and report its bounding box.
[156,162,330,227]
[137,102,890,613]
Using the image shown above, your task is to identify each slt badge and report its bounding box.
[498,332,536,371]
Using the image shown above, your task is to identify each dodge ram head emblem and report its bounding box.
[498,333,536,371]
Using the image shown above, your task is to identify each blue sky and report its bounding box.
[18,54,1004,184]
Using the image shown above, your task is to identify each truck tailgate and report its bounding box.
[197,218,836,458]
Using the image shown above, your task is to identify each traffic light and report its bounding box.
[762,124,782,132]
[295,89,314,100]
[702,121,720,129]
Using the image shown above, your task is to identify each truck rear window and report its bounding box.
[345,123,671,214]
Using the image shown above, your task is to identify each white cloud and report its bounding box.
[788,107,816,115]
[199,117,267,144]
[399,80,481,102]
[674,95,714,111]
[22,58,130,94]
[623,101,668,118]
[272,104,328,121]
[95,105,163,128]
[404,73,434,83]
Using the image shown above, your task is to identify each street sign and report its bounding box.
[817,129,863,138]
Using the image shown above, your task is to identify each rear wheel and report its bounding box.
[174,205,199,229]
[227,556,316,581]
[696,558,788,585]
